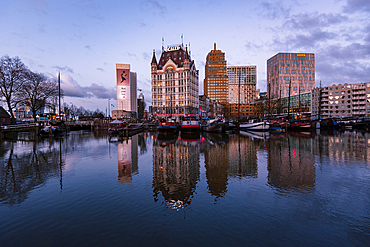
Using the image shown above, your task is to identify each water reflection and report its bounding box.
[267,133,316,192]
[152,132,200,209]
[0,139,64,205]
[117,135,138,183]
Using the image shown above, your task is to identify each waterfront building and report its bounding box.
[151,44,199,120]
[227,66,257,119]
[114,64,137,119]
[137,92,145,119]
[0,106,11,125]
[267,53,315,99]
[204,43,228,105]
[198,95,222,118]
[311,82,370,119]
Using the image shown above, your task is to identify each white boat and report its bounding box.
[239,120,270,132]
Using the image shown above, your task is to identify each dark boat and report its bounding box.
[157,118,178,133]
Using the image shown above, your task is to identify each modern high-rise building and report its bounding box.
[227,66,257,119]
[228,66,257,104]
[151,44,199,119]
[204,43,228,105]
[116,64,137,114]
[267,53,315,99]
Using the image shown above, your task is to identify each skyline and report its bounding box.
[1,0,369,112]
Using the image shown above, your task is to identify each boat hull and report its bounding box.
[239,122,270,132]
[157,125,178,133]
[202,123,223,132]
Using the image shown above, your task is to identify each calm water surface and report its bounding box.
[1,130,370,246]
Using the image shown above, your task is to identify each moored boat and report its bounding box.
[239,120,270,132]
[288,120,317,131]
[108,119,126,135]
[180,116,200,133]
[157,118,178,133]
[201,118,223,132]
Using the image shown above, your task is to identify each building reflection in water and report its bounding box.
[228,133,260,178]
[152,132,200,210]
[201,132,261,202]
[313,130,370,163]
[267,132,316,191]
[117,135,138,183]
[202,132,229,200]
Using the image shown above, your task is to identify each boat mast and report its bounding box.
[319,80,322,120]
[238,69,240,120]
[58,72,61,117]
[299,86,301,119]
[288,79,291,121]
[268,73,271,118]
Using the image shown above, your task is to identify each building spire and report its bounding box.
[151,49,157,65]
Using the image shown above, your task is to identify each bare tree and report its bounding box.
[0,55,29,123]
[16,71,59,122]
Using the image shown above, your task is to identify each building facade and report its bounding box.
[311,82,370,119]
[267,53,315,99]
[151,44,199,119]
[116,64,137,115]
[227,66,257,119]
[204,43,228,105]
[199,95,223,118]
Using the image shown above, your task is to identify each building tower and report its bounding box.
[227,66,257,119]
[116,64,137,117]
[204,43,228,105]
[267,53,315,99]
[151,44,199,119]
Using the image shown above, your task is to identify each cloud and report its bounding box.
[87,83,116,99]
[142,52,151,61]
[263,1,370,88]
[126,52,138,59]
[284,12,348,30]
[85,45,92,50]
[53,66,74,74]
[245,41,263,51]
[140,0,167,15]
[343,0,370,13]
[47,73,116,99]
[258,0,291,20]
[96,68,105,72]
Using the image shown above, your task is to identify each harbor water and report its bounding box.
[1,130,370,246]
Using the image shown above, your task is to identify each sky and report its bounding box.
[1,0,369,113]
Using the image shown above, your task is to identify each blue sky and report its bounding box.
[1,0,369,112]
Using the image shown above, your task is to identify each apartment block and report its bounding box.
[312,82,370,119]
[227,66,257,119]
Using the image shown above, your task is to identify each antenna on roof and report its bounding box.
[181,34,184,47]
[189,42,191,55]
[162,37,164,52]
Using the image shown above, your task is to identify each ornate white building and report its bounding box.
[151,45,199,119]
